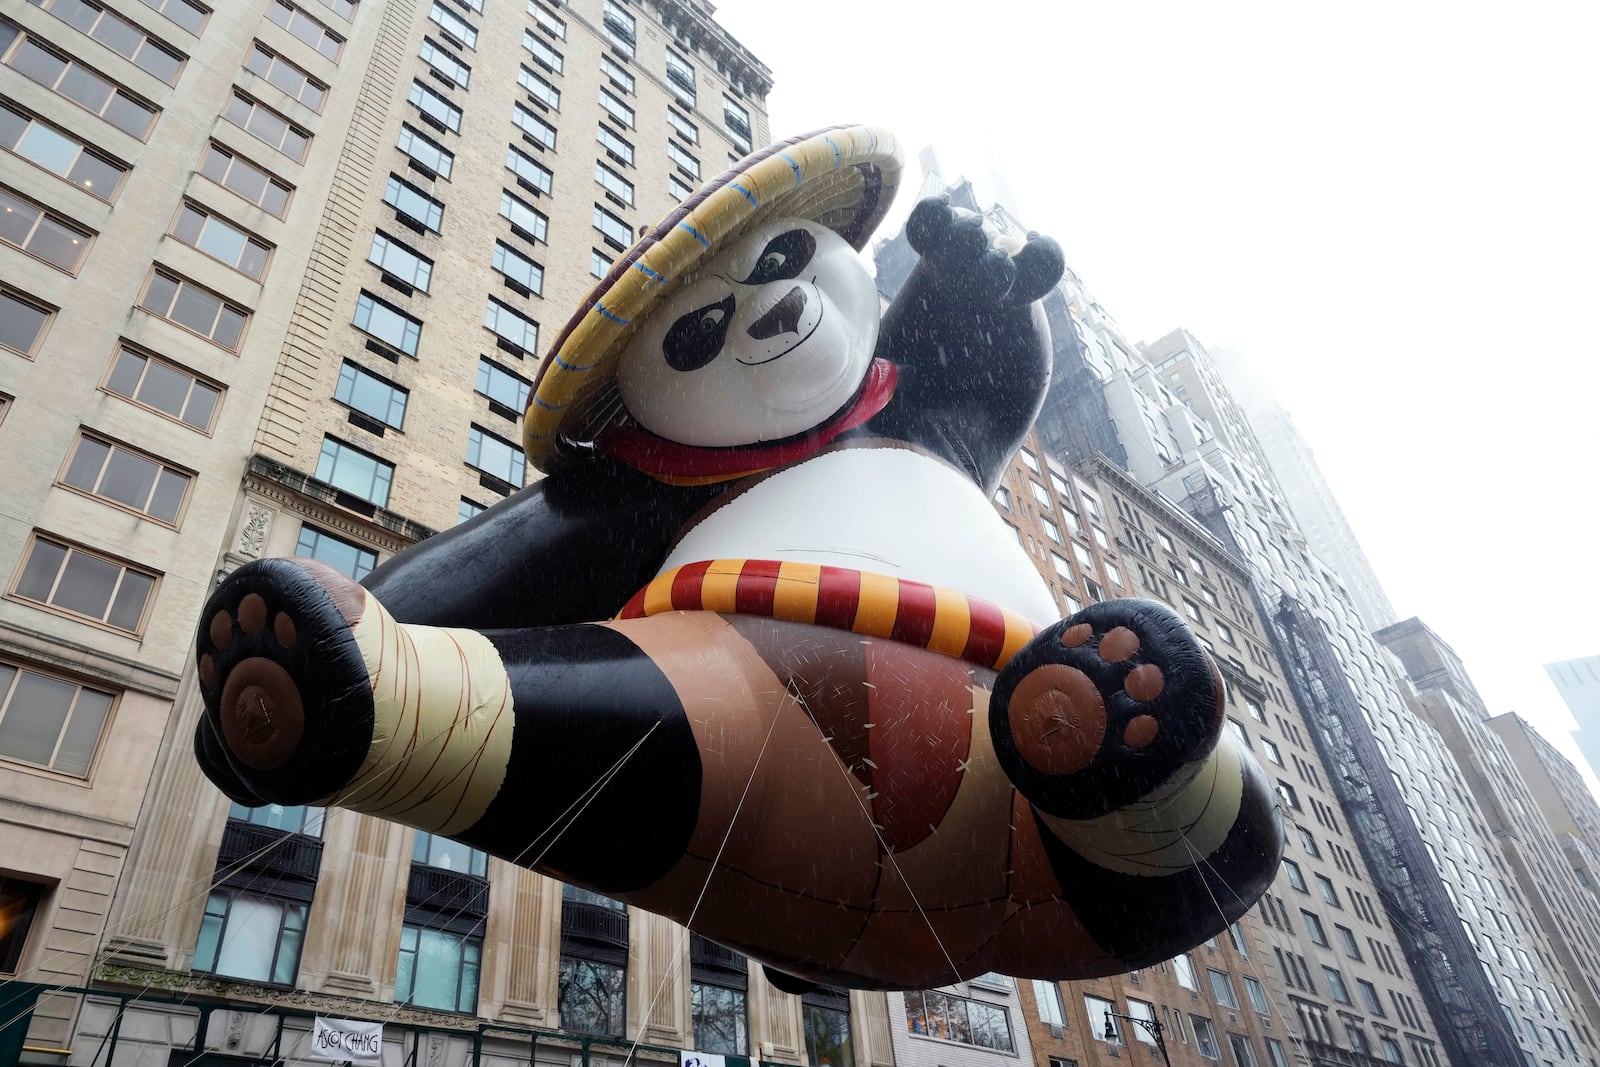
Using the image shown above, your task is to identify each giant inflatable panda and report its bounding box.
[192,125,1282,991]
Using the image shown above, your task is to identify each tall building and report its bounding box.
[1116,328,1580,1067]
[1486,712,1600,894]
[873,185,1443,1067]
[0,4,913,1066]
[1546,657,1600,783]
[1380,620,1600,1062]
[1204,347,1396,634]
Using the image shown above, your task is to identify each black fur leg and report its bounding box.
[989,598,1224,819]
[194,558,376,806]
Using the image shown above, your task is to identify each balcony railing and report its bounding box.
[562,901,629,948]
[216,820,323,898]
[407,864,489,918]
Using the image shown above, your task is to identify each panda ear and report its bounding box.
[662,295,736,372]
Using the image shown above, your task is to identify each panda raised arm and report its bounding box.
[865,196,1066,494]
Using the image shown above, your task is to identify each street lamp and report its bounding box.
[1103,1010,1172,1067]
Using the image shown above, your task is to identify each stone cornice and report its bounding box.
[244,454,436,554]
[0,618,181,698]
[650,0,774,97]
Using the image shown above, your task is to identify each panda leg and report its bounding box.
[193,557,704,890]
[987,598,1284,964]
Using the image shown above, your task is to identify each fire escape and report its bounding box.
[1270,595,1524,1067]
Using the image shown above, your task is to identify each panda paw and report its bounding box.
[905,196,1064,309]
[988,598,1225,819]
[194,557,377,806]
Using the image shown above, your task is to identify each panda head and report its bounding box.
[615,217,881,448]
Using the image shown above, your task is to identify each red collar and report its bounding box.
[600,359,897,485]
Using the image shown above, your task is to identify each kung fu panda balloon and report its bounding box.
[193,125,1283,991]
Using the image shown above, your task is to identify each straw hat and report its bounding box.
[521,124,901,473]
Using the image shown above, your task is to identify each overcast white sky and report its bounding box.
[713,2,1600,785]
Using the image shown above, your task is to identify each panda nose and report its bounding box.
[747,286,807,340]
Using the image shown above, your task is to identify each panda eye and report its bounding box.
[740,228,817,285]
[662,295,736,372]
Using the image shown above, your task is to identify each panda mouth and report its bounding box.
[737,284,821,366]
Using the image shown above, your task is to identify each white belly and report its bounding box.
[660,446,1060,626]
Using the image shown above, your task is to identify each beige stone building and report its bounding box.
[1486,712,1600,898]
[0,2,900,1065]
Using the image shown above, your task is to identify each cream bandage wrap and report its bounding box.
[329,596,516,836]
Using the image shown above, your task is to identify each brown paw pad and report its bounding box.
[1125,663,1165,702]
[208,610,233,651]
[1008,664,1107,776]
[1099,626,1140,662]
[218,658,305,771]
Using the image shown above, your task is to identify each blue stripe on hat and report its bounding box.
[633,261,668,284]
[731,182,758,207]
[596,304,630,326]
[780,153,802,183]
[825,137,841,167]
[677,222,712,249]
[554,354,598,372]
[532,395,569,411]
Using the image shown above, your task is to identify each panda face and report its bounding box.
[616,217,881,447]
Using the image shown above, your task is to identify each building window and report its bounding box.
[1041,517,1062,544]
[138,0,208,35]
[592,204,631,251]
[353,290,422,355]
[413,830,487,876]
[140,269,250,350]
[426,1,475,47]
[493,241,543,295]
[1315,873,1339,905]
[1261,738,1282,765]
[295,523,376,581]
[1228,1033,1259,1067]
[410,80,462,133]
[193,890,306,985]
[0,877,46,973]
[60,433,191,525]
[690,934,748,1054]
[667,140,700,179]
[669,174,695,201]
[0,660,113,776]
[477,356,531,413]
[1032,980,1065,1026]
[484,298,538,354]
[1322,966,1351,1004]
[228,800,324,835]
[1377,1036,1405,1064]
[523,30,562,73]
[269,0,342,58]
[224,91,310,161]
[1083,994,1116,1041]
[13,534,158,633]
[1336,924,1361,959]
[723,94,751,150]
[903,989,1013,1050]
[335,359,408,429]
[1300,910,1327,945]
[383,174,443,232]
[316,436,393,506]
[500,189,548,242]
[0,286,54,357]
[457,498,484,525]
[0,25,158,138]
[467,425,524,486]
[1207,969,1238,1009]
[1357,979,1384,1014]
[559,885,627,1036]
[369,231,433,291]
[530,2,565,38]
[590,248,613,279]
[199,142,290,216]
[1125,999,1159,1047]
[599,87,634,128]
[598,125,634,166]
[667,107,699,145]
[395,924,480,1012]
[245,42,326,110]
[0,101,127,200]
[1173,952,1198,990]
[506,145,553,195]
[420,36,470,86]
[1282,858,1306,891]
[598,161,633,207]
[172,203,270,279]
[513,104,557,150]
[1297,826,1320,857]
[664,48,695,104]
[397,123,454,179]
[1244,975,1270,1015]
[1189,1015,1219,1060]
[803,987,853,1067]
[519,66,560,109]
[601,54,633,93]
[601,0,635,55]
[103,344,221,432]
[1277,781,1302,812]
[0,185,92,272]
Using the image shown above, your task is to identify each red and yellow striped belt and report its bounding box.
[617,559,1040,671]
